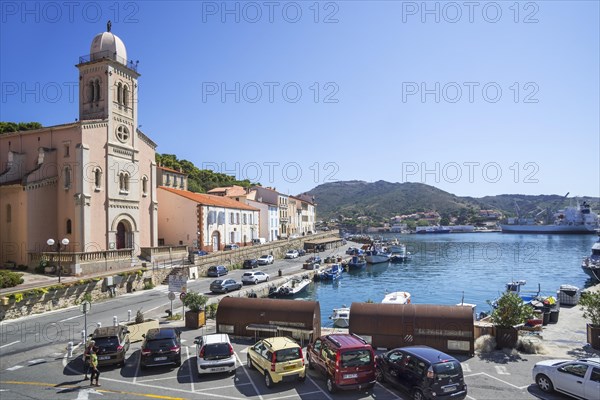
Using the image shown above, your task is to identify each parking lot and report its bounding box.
[1,323,578,400]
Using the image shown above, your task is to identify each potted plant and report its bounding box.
[488,292,534,349]
[579,290,600,350]
[182,291,208,329]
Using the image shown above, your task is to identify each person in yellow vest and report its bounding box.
[83,340,95,379]
[89,348,100,386]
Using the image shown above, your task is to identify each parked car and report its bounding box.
[194,333,236,376]
[207,265,228,277]
[210,279,242,293]
[257,255,274,265]
[246,336,306,388]
[188,250,208,262]
[285,250,299,259]
[306,256,322,264]
[140,328,182,369]
[252,238,266,245]
[532,357,600,399]
[243,259,258,269]
[297,249,306,256]
[375,345,467,400]
[241,271,270,285]
[224,244,240,251]
[306,333,376,393]
[89,325,130,367]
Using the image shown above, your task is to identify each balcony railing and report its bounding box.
[79,51,138,72]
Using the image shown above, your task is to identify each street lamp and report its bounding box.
[47,238,69,283]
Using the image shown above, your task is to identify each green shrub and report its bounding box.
[206,303,218,319]
[579,291,600,326]
[182,291,208,312]
[487,292,534,327]
[135,309,144,323]
[143,281,155,290]
[17,264,28,271]
[35,259,48,274]
[0,270,24,289]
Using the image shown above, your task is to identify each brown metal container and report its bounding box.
[349,303,474,355]
[216,297,321,344]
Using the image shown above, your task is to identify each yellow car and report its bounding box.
[246,337,306,388]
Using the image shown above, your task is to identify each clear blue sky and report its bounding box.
[1,1,599,199]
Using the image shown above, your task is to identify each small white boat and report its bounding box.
[268,278,311,298]
[330,306,350,328]
[364,249,391,264]
[382,291,411,304]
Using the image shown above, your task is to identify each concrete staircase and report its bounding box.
[161,266,187,285]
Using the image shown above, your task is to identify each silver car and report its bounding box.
[532,357,600,399]
[241,271,270,285]
[195,334,236,376]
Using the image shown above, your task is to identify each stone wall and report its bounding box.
[0,267,172,321]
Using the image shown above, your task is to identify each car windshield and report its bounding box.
[260,255,268,259]
[212,280,223,285]
[433,361,462,378]
[275,347,300,362]
[145,339,177,351]
[203,343,231,360]
[242,273,252,277]
[341,350,372,367]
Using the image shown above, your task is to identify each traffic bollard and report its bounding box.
[96,322,101,328]
[113,316,118,326]
[81,330,86,342]
[67,341,73,358]
[127,310,132,322]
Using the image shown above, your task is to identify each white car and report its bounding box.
[195,333,236,376]
[532,357,600,399]
[285,250,299,259]
[257,255,274,265]
[241,271,270,285]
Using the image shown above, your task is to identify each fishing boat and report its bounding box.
[381,291,411,304]
[364,249,391,264]
[582,232,600,281]
[329,306,350,328]
[415,226,451,234]
[268,278,311,298]
[491,280,541,307]
[347,255,367,269]
[501,199,599,234]
[389,244,411,263]
[315,264,343,281]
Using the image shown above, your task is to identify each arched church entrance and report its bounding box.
[116,220,132,249]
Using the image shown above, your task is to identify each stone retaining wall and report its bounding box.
[0,268,172,321]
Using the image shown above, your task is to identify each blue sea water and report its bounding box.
[294,233,598,327]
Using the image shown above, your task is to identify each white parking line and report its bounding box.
[59,315,83,322]
[186,346,194,393]
[136,376,180,383]
[0,341,20,349]
[6,365,24,371]
[234,351,263,400]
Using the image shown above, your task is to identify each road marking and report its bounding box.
[59,314,84,322]
[0,380,185,399]
[28,359,46,365]
[195,383,252,391]
[494,366,510,375]
[5,366,23,371]
[186,346,194,393]
[136,376,180,383]
[234,351,263,400]
[464,372,529,390]
[0,341,20,349]
[75,388,103,399]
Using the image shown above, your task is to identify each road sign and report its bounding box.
[168,275,188,292]
[80,301,91,314]
[168,291,176,301]
[180,292,186,300]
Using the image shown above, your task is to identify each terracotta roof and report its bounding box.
[160,187,259,211]
[158,166,186,175]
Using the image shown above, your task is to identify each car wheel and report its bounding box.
[247,355,254,369]
[254,280,258,285]
[536,374,554,393]
[224,288,229,293]
[264,371,273,388]
[375,367,384,382]
[326,376,336,393]
[412,389,425,400]
[298,374,306,383]
[266,277,269,281]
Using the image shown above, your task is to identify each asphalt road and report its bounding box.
[0,244,578,400]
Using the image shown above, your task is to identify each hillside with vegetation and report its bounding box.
[0,122,43,134]
[156,153,258,193]
[307,180,600,226]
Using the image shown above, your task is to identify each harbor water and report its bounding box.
[294,233,599,327]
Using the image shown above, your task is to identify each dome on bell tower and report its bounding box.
[89,21,127,65]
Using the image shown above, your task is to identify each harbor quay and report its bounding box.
[1,240,599,400]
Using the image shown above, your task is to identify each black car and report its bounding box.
[90,325,130,367]
[140,328,182,369]
[375,346,467,400]
[243,259,258,269]
[207,265,228,277]
[210,279,242,294]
